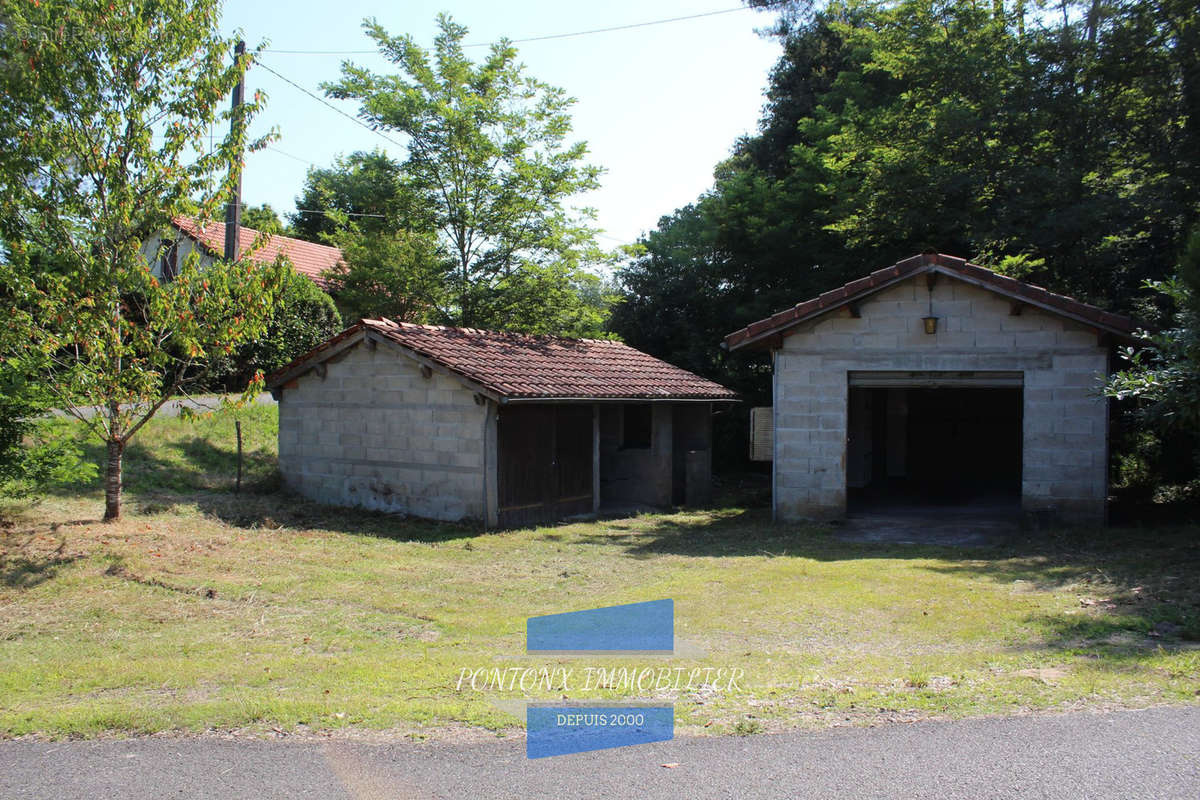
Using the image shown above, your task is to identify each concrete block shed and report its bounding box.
[723,253,1138,526]
[267,319,737,527]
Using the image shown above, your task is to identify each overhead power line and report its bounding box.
[262,5,762,55]
[256,61,406,150]
[294,207,388,219]
[230,196,391,219]
[265,145,316,166]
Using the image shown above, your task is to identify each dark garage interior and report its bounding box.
[497,401,715,528]
[847,387,1023,512]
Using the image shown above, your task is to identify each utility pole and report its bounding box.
[223,39,246,262]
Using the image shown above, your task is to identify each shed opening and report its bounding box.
[847,384,1022,512]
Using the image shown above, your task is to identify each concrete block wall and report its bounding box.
[773,273,1110,524]
[277,340,488,522]
[598,403,674,507]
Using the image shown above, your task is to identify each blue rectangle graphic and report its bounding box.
[527,599,673,652]
[527,706,674,758]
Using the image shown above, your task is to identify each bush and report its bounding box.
[1106,229,1200,499]
[211,270,342,390]
[0,369,95,500]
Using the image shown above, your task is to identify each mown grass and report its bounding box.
[1,405,1198,739]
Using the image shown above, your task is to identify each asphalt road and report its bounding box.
[2,706,1197,799]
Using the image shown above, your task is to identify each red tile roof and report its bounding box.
[268,318,738,401]
[172,216,343,288]
[723,252,1138,351]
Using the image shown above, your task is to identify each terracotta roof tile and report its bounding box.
[269,319,738,401]
[723,252,1137,351]
[172,216,343,288]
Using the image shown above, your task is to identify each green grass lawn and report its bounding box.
[1,405,1198,739]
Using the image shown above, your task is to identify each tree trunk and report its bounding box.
[1084,0,1101,46]
[104,437,124,522]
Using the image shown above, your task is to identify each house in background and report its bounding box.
[724,253,1137,526]
[267,319,738,527]
[141,216,344,287]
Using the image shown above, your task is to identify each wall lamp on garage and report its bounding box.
[922,272,939,334]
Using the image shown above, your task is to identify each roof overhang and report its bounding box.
[267,322,740,404]
[722,254,1140,352]
[265,324,368,389]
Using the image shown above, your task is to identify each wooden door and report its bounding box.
[552,405,594,518]
[497,404,593,527]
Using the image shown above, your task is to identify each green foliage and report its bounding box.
[325,223,448,324]
[212,270,343,389]
[240,203,285,235]
[288,150,422,242]
[0,0,286,519]
[1107,230,1200,449]
[0,368,95,500]
[612,0,1200,469]
[324,14,609,334]
[732,718,764,736]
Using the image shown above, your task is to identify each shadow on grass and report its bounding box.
[573,508,942,560]
[43,435,278,498]
[188,490,484,545]
[0,553,82,589]
[926,527,1200,654]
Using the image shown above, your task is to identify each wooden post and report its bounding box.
[235,420,243,493]
[592,404,600,515]
[223,40,246,262]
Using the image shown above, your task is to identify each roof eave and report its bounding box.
[265,323,367,389]
[724,259,1139,351]
[927,264,1138,342]
[724,269,919,352]
[365,329,503,404]
[270,320,740,402]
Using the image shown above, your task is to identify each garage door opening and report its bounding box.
[846,379,1023,514]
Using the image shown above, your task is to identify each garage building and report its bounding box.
[723,253,1137,525]
[268,319,737,527]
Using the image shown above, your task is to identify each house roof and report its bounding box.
[267,318,739,402]
[172,216,343,288]
[722,252,1138,351]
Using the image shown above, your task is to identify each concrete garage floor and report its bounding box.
[838,498,1022,547]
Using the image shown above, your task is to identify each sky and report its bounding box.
[219,1,783,247]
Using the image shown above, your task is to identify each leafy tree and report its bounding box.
[612,0,1198,470]
[325,223,448,324]
[288,150,421,242]
[0,353,96,502]
[1107,229,1200,435]
[240,203,285,235]
[325,14,607,332]
[0,0,286,520]
[212,269,343,389]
